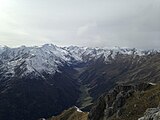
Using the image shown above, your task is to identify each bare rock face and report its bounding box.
[88,83,153,120]
[138,106,160,120]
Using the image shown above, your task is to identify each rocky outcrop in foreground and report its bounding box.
[88,83,154,120]
[138,105,160,120]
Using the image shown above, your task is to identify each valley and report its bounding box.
[73,67,93,110]
[77,84,93,110]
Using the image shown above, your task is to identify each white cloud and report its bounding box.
[0,0,160,49]
[77,23,97,36]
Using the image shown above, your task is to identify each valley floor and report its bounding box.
[74,67,93,110]
[77,83,93,110]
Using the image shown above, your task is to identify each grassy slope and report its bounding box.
[47,107,88,120]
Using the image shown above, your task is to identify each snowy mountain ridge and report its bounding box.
[0,44,156,78]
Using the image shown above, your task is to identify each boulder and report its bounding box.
[138,107,160,120]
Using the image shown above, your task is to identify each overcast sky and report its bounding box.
[0,0,160,49]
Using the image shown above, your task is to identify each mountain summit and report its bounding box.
[0,44,149,77]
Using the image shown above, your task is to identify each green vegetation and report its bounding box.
[74,67,93,110]
[77,84,93,109]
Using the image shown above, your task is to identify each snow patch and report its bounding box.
[149,82,156,86]
[74,106,82,112]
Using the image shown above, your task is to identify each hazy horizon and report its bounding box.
[0,0,160,49]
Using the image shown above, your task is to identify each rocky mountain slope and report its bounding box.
[88,83,160,120]
[0,44,160,120]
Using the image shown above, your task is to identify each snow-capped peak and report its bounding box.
[0,44,75,78]
[0,44,155,78]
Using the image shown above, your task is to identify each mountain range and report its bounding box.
[0,44,160,120]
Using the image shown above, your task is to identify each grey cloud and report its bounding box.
[0,0,160,49]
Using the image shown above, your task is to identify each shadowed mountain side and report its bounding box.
[0,66,80,120]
